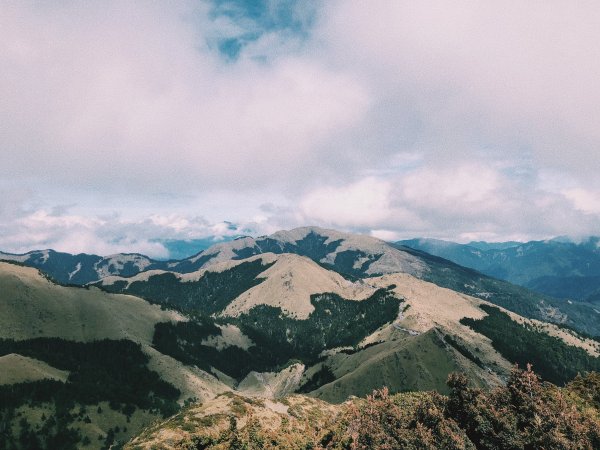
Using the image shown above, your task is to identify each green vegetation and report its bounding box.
[331,250,383,278]
[152,288,401,380]
[443,334,485,368]
[101,259,274,316]
[152,320,259,379]
[567,371,600,411]
[8,410,82,450]
[0,339,179,449]
[234,288,401,365]
[460,304,600,385]
[298,365,336,393]
[0,338,179,414]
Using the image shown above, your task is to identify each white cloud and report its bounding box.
[0,199,266,257]
[401,164,501,210]
[0,2,369,194]
[299,178,392,227]
[2,1,600,250]
[316,1,600,178]
[564,188,600,215]
[370,229,402,242]
[296,160,600,242]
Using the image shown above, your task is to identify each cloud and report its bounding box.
[0,192,262,257]
[316,1,600,178]
[298,160,600,242]
[0,1,368,195]
[299,178,393,228]
[563,188,600,215]
[2,1,600,250]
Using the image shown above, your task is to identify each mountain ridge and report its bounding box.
[2,225,600,448]
[4,226,600,337]
[399,236,600,303]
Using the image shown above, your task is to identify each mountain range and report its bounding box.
[1,227,599,448]
[4,227,598,336]
[398,236,600,303]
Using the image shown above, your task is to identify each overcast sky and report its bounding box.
[2,1,600,257]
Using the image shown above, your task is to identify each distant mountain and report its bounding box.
[163,226,426,277]
[398,237,600,303]
[4,227,600,336]
[466,240,522,251]
[1,227,429,285]
[0,249,164,285]
[95,251,600,393]
[159,227,600,337]
[0,236,238,284]
[156,236,237,260]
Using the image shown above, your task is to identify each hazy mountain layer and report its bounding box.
[399,236,600,303]
[0,249,162,285]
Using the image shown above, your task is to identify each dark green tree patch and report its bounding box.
[460,305,600,385]
[0,338,179,416]
[100,259,275,316]
[333,250,383,278]
[152,319,259,379]
[234,288,401,364]
[152,288,402,380]
[443,334,485,368]
[297,365,336,393]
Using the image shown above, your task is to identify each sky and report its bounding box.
[2,0,600,258]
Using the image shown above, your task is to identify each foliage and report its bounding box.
[233,288,401,365]
[566,371,600,412]
[101,259,274,316]
[443,334,485,368]
[0,338,179,415]
[152,287,401,381]
[460,305,600,385]
[152,320,259,379]
[148,368,600,450]
[445,366,600,449]
[0,339,179,449]
[331,250,383,278]
[328,387,473,450]
[298,365,336,393]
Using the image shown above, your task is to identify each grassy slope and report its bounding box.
[309,329,483,403]
[0,262,228,450]
[392,244,600,337]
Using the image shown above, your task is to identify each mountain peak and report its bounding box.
[221,253,376,319]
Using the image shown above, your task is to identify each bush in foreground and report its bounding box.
[172,367,600,450]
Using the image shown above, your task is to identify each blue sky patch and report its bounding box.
[209,0,316,59]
